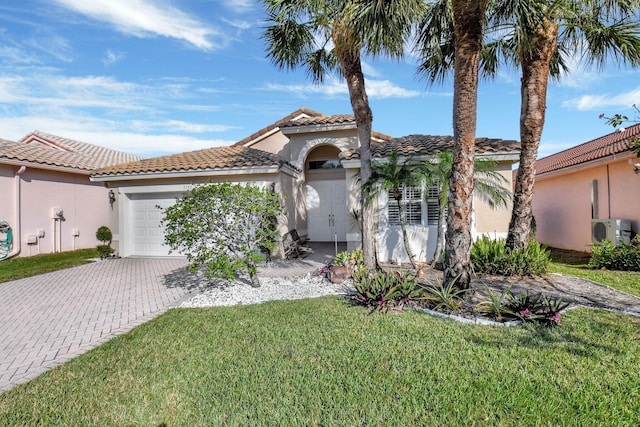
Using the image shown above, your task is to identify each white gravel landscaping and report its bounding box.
[180,272,352,308]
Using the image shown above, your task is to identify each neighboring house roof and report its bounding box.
[92,145,296,178]
[536,123,640,175]
[0,131,142,173]
[342,134,520,160]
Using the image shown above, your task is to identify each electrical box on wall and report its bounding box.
[26,234,37,244]
[72,228,80,237]
[37,229,45,238]
[51,208,64,219]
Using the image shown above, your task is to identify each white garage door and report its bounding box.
[130,192,183,257]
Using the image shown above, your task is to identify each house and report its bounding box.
[0,131,142,259]
[533,123,640,252]
[91,108,520,262]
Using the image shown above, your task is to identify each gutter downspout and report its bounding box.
[6,166,26,259]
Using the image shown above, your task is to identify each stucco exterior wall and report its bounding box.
[0,164,111,257]
[473,163,514,238]
[533,154,640,251]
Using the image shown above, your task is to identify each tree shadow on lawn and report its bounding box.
[465,310,632,359]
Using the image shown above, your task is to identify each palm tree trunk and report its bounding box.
[445,0,488,290]
[430,187,447,267]
[506,21,558,250]
[333,29,377,270]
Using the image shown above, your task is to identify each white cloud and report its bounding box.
[263,78,419,99]
[562,87,640,111]
[219,0,254,14]
[51,0,223,50]
[102,49,125,65]
[1,113,233,156]
[130,119,236,133]
[361,61,381,78]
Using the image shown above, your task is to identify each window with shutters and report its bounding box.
[426,184,441,226]
[387,186,422,225]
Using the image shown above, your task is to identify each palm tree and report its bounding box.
[262,0,424,270]
[362,150,425,269]
[444,0,490,289]
[424,150,512,268]
[491,0,640,249]
[417,0,640,276]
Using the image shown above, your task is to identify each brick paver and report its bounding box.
[0,258,192,393]
[0,243,341,394]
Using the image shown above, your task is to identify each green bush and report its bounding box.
[589,236,640,271]
[419,278,466,312]
[477,286,569,327]
[471,236,550,276]
[95,226,114,259]
[351,270,421,311]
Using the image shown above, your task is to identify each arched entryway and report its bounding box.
[305,145,347,242]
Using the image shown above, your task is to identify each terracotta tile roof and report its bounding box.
[234,108,393,146]
[536,123,640,175]
[342,134,520,159]
[232,107,324,147]
[281,112,393,141]
[281,113,355,128]
[0,132,142,172]
[92,145,290,177]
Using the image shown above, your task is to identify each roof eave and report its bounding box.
[0,158,92,175]
[536,151,637,179]
[281,122,357,135]
[90,165,282,182]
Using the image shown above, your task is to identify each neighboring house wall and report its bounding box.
[0,164,111,256]
[533,154,639,251]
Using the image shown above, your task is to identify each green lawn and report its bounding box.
[1,297,639,426]
[0,248,98,283]
[548,247,640,297]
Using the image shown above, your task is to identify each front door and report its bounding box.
[306,180,347,242]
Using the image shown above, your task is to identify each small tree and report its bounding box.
[160,182,282,288]
[95,226,114,259]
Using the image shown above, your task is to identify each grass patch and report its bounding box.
[549,247,640,297]
[0,248,98,283]
[1,297,639,426]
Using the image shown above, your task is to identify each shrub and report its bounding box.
[95,226,114,259]
[476,287,569,327]
[334,249,364,270]
[471,236,550,276]
[350,270,421,311]
[476,286,514,322]
[160,182,283,287]
[589,236,640,271]
[419,278,466,313]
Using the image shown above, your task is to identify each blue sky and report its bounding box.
[1,0,638,159]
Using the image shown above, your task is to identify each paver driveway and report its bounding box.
[0,257,194,393]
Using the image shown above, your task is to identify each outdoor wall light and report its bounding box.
[108,189,116,207]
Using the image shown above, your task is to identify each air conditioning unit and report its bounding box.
[591,219,632,246]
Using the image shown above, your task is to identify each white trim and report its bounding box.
[239,127,281,148]
[293,137,353,170]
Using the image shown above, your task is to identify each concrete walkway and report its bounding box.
[0,258,193,393]
[0,243,343,394]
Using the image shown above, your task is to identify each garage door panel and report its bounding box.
[129,192,183,257]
